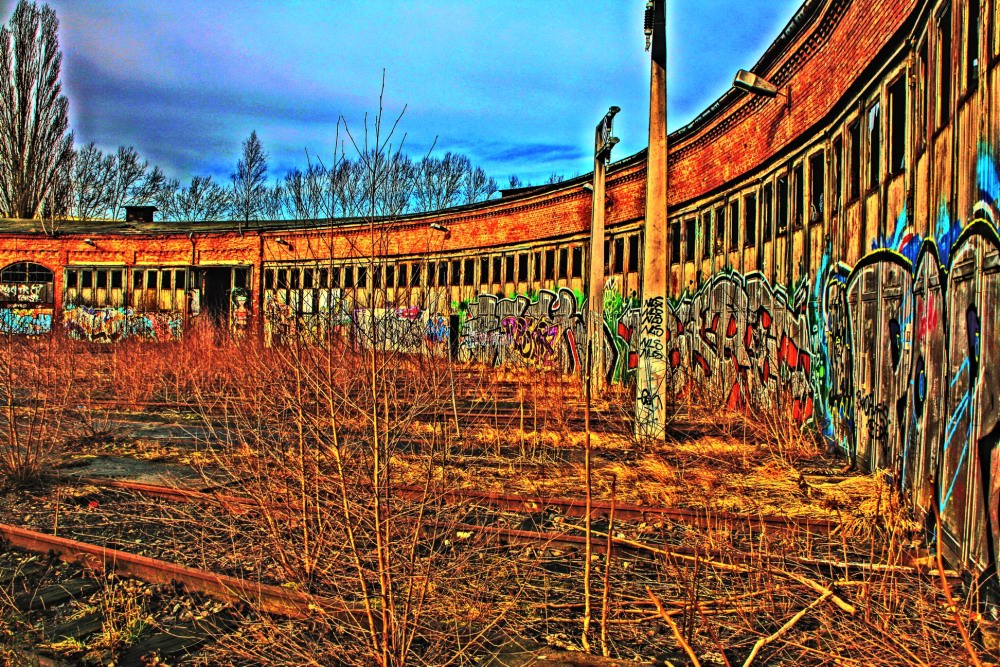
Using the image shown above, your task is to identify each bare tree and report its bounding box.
[413,151,468,211]
[546,172,564,185]
[461,164,498,204]
[0,0,73,219]
[104,146,165,220]
[282,160,327,220]
[159,175,230,221]
[507,174,523,189]
[70,143,115,221]
[230,130,268,227]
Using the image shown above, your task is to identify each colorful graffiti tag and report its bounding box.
[660,200,1000,582]
[0,307,53,335]
[0,283,46,303]
[64,305,183,343]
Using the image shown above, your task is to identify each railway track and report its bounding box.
[61,475,958,585]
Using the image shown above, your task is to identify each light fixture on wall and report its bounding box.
[733,69,791,110]
[274,237,291,247]
[83,238,96,247]
[583,183,594,192]
[429,223,448,233]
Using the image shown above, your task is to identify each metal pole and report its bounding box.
[588,107,620,396]
[637,0,669,440]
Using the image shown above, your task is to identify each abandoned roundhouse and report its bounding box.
[3,0,1000,585]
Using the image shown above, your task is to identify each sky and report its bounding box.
[7,0,803,187]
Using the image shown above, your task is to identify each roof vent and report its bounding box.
[125,206,157,223]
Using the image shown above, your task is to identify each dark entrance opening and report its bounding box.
[197,267,250,327]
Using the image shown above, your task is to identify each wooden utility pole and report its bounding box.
[637,0,668,440]
[588,107,620,395]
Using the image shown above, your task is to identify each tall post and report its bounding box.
[588,107,620,396]
[637,0,668,440]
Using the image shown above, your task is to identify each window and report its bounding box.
[916,39,928,153]
[517,254,528,281]
[0,262,54,305]
[439,262,449,286]
[493,256,503,283]
[398,264,408,287]
[744,194,757,249]
[129,267,183,312]
[832,136,844,212]
[888,77,906,174]
[344,266,355,288]
[545,249,556,280]
[628,235,640,272]
[685,218,696,260]
[603,240,611,275]
[937,5,952,128]
[571,246,583,278]
[264,269,274,289]
[729,200,739,251]
[809,152,825,224]
[451,260,461,285]
[613,237,625,273]
[994,0,1000,57]
[670,221,681,265]
[848,120,861,202]
[463,258,474,286]
[331,267,341,288]
[506,255,515,282]
[714,206,725,253]
[372,266,382,288]
[533,251,542,281]
[356,266,367,288]
[385,265,395,287]
[868,101,881,190]
[967,0,980,91]
[480,257,490,285]
[762,184,773,241]
[147,271,158,289]
[427,262,437,287]
[409,263,421,287]
[558,248,568,279]
[776,175,789,234]
[793,164,804,229]
[702,210,712,257]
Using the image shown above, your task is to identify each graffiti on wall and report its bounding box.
[460,288,587,372]
[671,179,1000,580]
[0,283,46,303]
[64,305,183,343]
[661,270,815,422]
[0,307,53,335]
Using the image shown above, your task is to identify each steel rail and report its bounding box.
[53,477,959,585]
[0,523,360,621]
[72,476,837,536]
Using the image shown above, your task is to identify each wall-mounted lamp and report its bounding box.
[733,69,791,110]
[83,238,96,247]
[274,237,291,247]
[429,223,449,233]
[582,183,594,192]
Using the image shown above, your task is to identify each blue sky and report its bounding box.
[26,0,802,186]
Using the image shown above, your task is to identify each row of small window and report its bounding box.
[667,76,912,265]
[671,0,1000,264]
[263,235,642,292]
[64,268,188,310]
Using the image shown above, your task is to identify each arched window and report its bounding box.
[0,262,55,304]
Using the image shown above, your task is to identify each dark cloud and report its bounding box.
[32,0,803,185]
